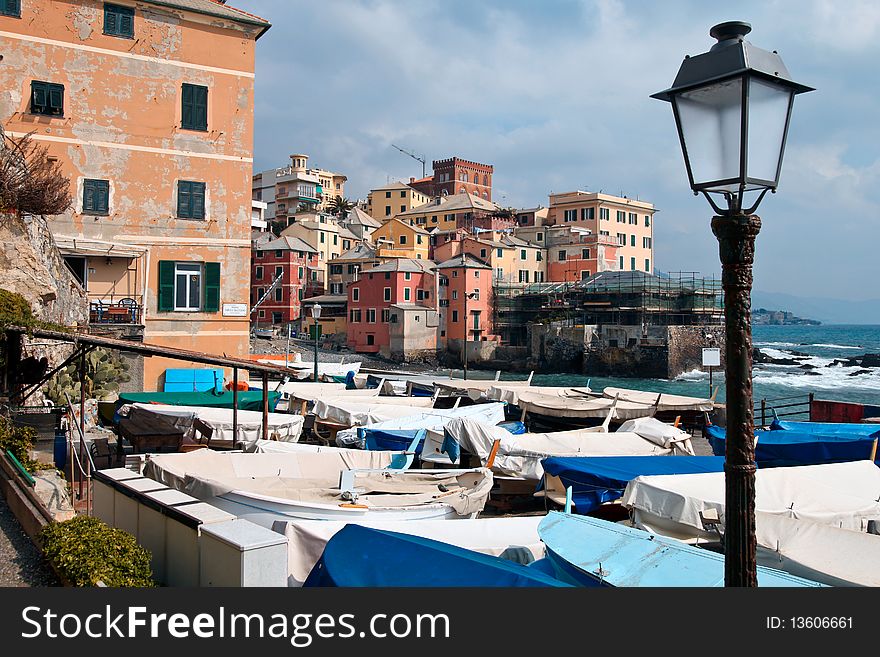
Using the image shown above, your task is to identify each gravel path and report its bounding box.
[0,495,59,587]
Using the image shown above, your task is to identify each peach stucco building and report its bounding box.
[0,0,270,389]
[547,191,655,275]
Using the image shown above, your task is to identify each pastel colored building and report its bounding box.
[516,225,619,283]
[395,192,499,232]
[366,181,432,221]
[251,235,318,325]
[0,0,270,389]
[252,153,347,225]
[281,214,360,292]
[346,259,436,356]
[547,191,655,274]
[327,243,379,296]
[433,234,546,284]
[435,254,494,346]
[341,206,381,242]
[372,218,430,260]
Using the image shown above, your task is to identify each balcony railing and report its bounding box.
[89,295,143,325]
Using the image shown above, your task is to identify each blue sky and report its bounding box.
[234,0,880,301]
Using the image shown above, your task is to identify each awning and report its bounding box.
[55,236,147,259]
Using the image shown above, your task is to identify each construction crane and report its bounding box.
[391,144,426,179]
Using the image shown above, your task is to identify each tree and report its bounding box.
[328,195,354,220]
[0,128,71,216]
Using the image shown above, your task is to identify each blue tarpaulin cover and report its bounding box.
[541,455,726,514]
[770,419,880,437]
[705,424,879,467]
[303,524,570,588]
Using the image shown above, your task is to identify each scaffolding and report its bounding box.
[493,271,724,345]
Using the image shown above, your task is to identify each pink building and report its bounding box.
[346,259,436,354]
[251,235,318,324]
[435,254,494,346]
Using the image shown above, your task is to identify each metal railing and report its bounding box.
[64,392,96,516]
[89,295,143,325]
[754,392,813,426]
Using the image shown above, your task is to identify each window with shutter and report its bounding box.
[104,4,134,38]
[178,181,206,219]
[83,179,110,215]
[157,261,175,312]
[204,262,220,312]
[181,83,208,131]
[30,81,63,116]
[1,0,21,17]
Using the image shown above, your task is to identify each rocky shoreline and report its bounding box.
[753,347,880,376]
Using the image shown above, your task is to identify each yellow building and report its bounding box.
[395,192,499,231]
[0,0,270,390]
[371,219,430,260]
[548,191,655,274]
[366,181,432,221]
[433,234,546,284]
[281,215,361,293]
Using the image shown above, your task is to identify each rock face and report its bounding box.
[0,213,87,324]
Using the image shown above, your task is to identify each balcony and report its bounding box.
[89,295,143,325]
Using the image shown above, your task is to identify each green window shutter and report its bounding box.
[119,9,134,37]
[4,0,21,16]
[178,181,191,218]
[204,262,220,312]
[158,261,175,312]
[104,5,118,34]
[192,182,205,219]
[31,81,47,110]
[97,180,109,213]
[181,84,193,129]
[194,85,208,130]
[48,85,63,114]
[83,180,95,213]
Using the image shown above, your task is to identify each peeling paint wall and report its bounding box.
[0,1,264,390]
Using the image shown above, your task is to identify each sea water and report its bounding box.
[442,325,880,416]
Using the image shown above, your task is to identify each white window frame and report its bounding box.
[174,262,202,311]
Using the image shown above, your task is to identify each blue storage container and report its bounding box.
[163,368,224,393]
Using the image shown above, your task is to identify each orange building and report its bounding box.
[0,0,270,389]
[435,254,494,346]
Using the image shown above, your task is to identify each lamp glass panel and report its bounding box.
[746,77,793,184]
[675,77,743,191]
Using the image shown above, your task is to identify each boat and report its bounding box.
[274,516,547,586]
[350,402,508,453]
[485,384,591,406]
[252,328,275,339]
[620,459,880,543]
[537,511,823,587]
[259,358,362,381]
[704,424,879,467]
[302,524,569,587]
[142,449,494,528]
[539,455,726,514]
[429,416,686,480]
[754,511,880,587]
[601,387,715,413]
[515,389,660,428]
[120,402,305,449]
[115,390,281,413]
[769,418,880,436]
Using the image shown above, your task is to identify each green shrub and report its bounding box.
[39,515,156,587]
[0,415,52,473]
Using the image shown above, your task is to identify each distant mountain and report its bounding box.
[751,291,880,325]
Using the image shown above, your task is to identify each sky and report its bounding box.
[234,0,880,301]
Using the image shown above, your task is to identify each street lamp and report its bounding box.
[311,303,322,382]
[652,21,813,586]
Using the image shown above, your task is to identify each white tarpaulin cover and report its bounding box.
[248,439,403,459]
[128,403,304,446]
[313,398,436,427]
[335,403,507,449]
[273,516,546,586]
[754,511,880,587]
[602,387,714,412]
[485,385,593,405]
[143,450,493,522]
[276,382,350,402]
[622,460,880,542]
[432,417,672,479]
[617,417,695,455]
[516,391,657,420]
[259,359,362,380]
[433,379,537,402]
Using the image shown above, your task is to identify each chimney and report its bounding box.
[410,177,415,184]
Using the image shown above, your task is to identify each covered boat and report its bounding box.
[121,403,304,449]
[143,449,493,527]
[515,390,658,424]
[351,403,507,453]
[430,417,685,479]
[485,384,591,406]
[312,397,436,428]
[540,455,725,514]
[116,390,280,413]
[538,511,823,587]
[769,419,880,437]
[303,524,568,587]
[274,516,546,586]
[601,387,714,413]
[704,424,879,467]
[620,459,880,543]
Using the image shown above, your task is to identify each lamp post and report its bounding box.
[652,21,812,587]
[311,303,322,382]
